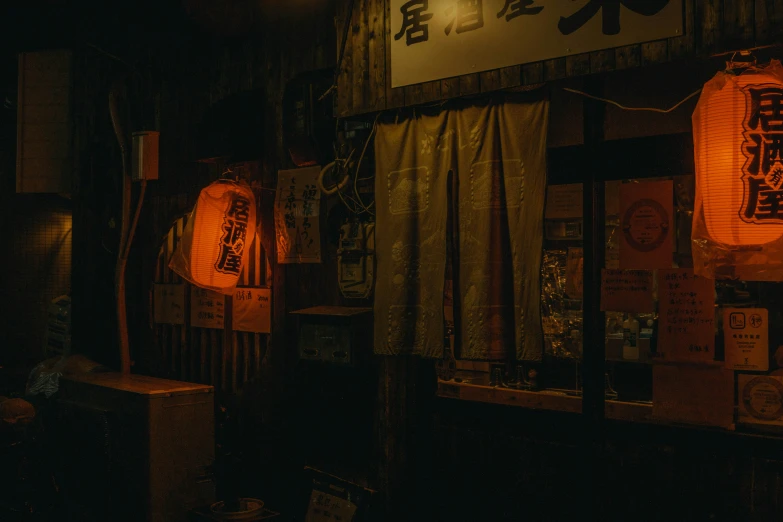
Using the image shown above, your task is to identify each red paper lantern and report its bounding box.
[170,180,256,293]
[693,60,783,247]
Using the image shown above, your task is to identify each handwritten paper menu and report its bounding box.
[232,288,272,334]
[191,288,225,329]
[275,166,322,264]
[619,180,673,269]
[545,183,582,219]
[600,269,654,313]
[657,269,715,363]
[724,308,769,371]
[153,284,185,325]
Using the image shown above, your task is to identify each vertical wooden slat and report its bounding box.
[165,226,176,377]
[215,327,225,393]
[458,74,480,96]
[440,76,460,100]
[522,63,543,86]
[242,332,250,388]
[419,81,442,104]
[590,50,615,74]
[352,0,369,115]
[641,40,669,66]
[614,45,641,70]
[498,65,521,90]
[669,0,695,60]
[724,0,755,48]
[543,58,567,82]
[199,327,208,383]
[404,83,424,107]
[254,241,263,377]
[697,0,724,54]
[156,242,168,376]
[175,218,188,381]
[756,0,783,45]
[368,0,386,111]
[210,328,220,389]
[479,69,502,93]
[565,54,591,78]
[231,330,239,393]
[337,0,355,117]
[385,0,405,109]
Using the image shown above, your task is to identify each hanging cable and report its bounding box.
[350,113,382,216]
[563,87,701,113]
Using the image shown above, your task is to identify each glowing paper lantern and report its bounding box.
[169,179,256,294]
[693,60,783,246]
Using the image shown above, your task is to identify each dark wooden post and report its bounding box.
[581,73,606,519]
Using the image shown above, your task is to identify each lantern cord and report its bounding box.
[562,87,702,114]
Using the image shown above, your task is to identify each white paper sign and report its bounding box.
[153,284,185,325]
[232,288,272,334]
[390,0,683,87]
[724,308,769,371]
[191,288,225,329]
[546,183,582,220]
[275,166,322,264]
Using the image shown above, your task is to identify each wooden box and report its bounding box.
[58,372,215,522]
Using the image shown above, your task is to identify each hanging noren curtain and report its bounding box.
[374,95,549,361]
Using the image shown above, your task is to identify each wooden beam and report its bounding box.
[384,0,405,109]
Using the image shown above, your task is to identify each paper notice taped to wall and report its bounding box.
[619,180,674,269]
[724,308,769,371]
[153,283,185,325]
[191,288,225,329]
[232,287,271,334]
[545,183,582,220]
[657,269,715,363]
[600,269,654,313]
[275,166,322,264]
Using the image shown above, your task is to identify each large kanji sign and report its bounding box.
[390,0,683,87]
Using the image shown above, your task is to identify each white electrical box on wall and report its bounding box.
[131,131,160,181]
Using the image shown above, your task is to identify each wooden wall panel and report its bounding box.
[756,0,783,45]
[17,50,73,194]
[153,207,269,395]
[368,0,387,111]
[336,0,783,118]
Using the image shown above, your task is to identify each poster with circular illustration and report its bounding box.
[619,180,674,269]
[739,374,783,426]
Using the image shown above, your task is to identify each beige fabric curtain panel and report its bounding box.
[374,94,549,361]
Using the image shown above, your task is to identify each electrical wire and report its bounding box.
[562,45,782,113]
[562,87,702,113]
[323,115,380,216]
[350,113,382,216]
